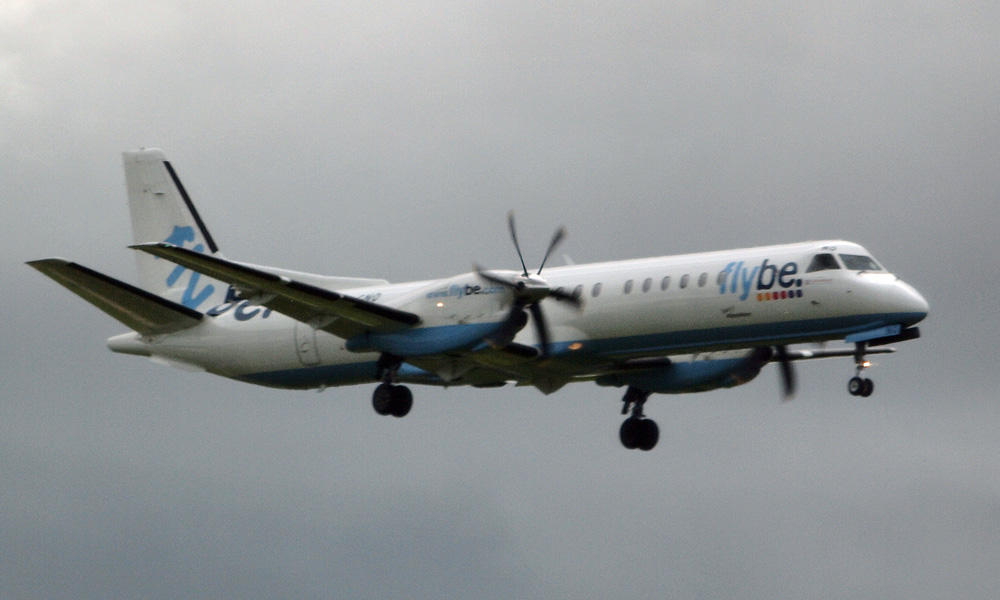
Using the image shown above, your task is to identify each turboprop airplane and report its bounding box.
[28,149,929,450]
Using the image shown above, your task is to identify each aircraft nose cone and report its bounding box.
[897,280,929,325]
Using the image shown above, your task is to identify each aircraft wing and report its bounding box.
[403,342,588,395]
[131,243,421,339]
[406,343,900,395]
[27,258,203,335]
[779,347,895,360]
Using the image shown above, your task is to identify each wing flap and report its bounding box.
[130,243,420,339]
[27,258,203,335]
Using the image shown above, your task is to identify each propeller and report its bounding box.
[773,345,797,401]
[748,345,797,401]
[475,212,582,357]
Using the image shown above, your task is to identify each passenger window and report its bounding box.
[660,276,671,290]
[680,274,689,289]
[806,253,840,273]
[839,254,882,271]
[716,270,728,285]
[698,272,708,287]
[642,278,652,293]
[624,279,633,294]
[573,284,583,298]
[592,282,602,297]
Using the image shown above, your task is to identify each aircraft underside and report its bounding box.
[214,311,920,451]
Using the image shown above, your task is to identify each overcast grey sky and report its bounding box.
[3,2,999,598]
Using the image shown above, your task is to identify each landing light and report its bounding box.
[568,342,583,351]
[436,301,445,308]
[861,360,872,368]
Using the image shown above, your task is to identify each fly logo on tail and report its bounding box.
[161,225,216,309]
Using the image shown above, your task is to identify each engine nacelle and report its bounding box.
[596,350,769,394]
[346,272,515,356]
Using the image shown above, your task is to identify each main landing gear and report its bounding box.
[372,382,413,417]
[619,386,659,451]
[848,342,875,397]
[372,354,413,417]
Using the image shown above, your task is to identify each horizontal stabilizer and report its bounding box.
[27,258,203,335]
[130,243,420,339]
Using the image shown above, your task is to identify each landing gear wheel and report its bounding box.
[372,384,413,417]
[620,418,641,449]
[389,385,413,417]
[636,419,659,451]
[848,377,875,397]
[372,354,413,418]
[619,417,659,451]
[848,342,877,398]
[619,386,658,450]
[373,383,395,415]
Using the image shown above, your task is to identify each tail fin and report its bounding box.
[123,148,228,310]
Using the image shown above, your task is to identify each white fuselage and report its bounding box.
[109,239,928,389]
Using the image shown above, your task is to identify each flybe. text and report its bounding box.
[719,259,803,301]
[426,283,503,299]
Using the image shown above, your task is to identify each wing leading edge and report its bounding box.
[27,258,203,335]
[130,243,420,339]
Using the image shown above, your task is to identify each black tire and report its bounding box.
[372,383,394,415]
[637,419,659,451]
[619,418,640,449]
[860,378,874,397]
[848,376,864,396]
[390,385,413,418]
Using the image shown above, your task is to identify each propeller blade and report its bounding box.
[774,345,797,401]
[749,346,773,363]
[479,212,576,357]
[537,226,566,275]
[549,286,583,309]
[474,264,516,289]
[487,306,528,347]
[528,303,551,358]
[507,211,529,277]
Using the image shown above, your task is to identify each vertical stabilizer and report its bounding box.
[123,148,228,311]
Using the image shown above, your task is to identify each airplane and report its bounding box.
[28,148,929,450]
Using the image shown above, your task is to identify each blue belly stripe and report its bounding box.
[236,311,925,389]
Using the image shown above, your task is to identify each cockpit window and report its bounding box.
[806,253,840,273]
[839,254,882,271]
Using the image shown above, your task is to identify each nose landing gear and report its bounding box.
[619,386,659,451]
[847,376,874,397]
[848,342,875,397]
